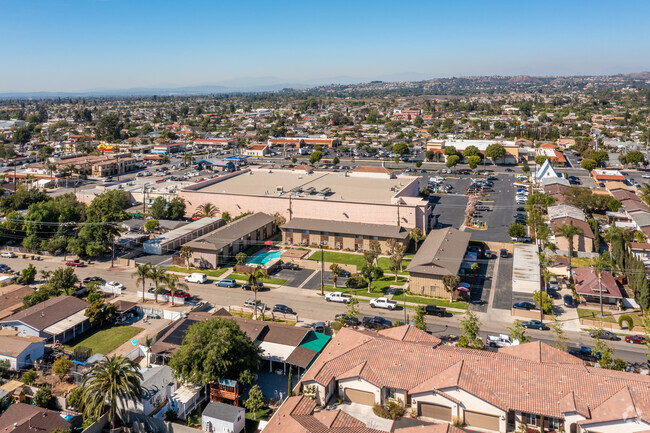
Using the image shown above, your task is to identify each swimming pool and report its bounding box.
[247,250,282,265]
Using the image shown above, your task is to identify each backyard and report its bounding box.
[64,325,143,355]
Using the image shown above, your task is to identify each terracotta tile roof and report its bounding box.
[378,326,442,346]
[300,327,650,420]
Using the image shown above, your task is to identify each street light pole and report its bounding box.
[320,243,325,296]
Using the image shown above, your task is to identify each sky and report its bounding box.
[1,0,649,92]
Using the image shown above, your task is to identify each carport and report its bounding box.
[43,310,90,344]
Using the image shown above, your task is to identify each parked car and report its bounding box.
[521,320,549,330]
[338,269,351,278]
[105,281,125,290]
[500,249,508,258]
[335,313,361,327]
[325,292,352,303]
[569,346,600,362]
[272,304,295,314]
[83,276,103,284]
[513,301,537,310]
[312,322,326,333]
[362,316,393,330]
[280,262,300,270]
[173,290,190,300]
[242,282,264,290]
[369,297,398,310]
[546,287,561,299]
[589,329,620,341]
[244,299,265,311]
[65,260,84,267]
[625,335,646,344]
[563,294,577,308]
[0,264,11,273]
[424,305,446,317]
[216,278,237,288]
[184,273,208,284]
[0,252,15,258]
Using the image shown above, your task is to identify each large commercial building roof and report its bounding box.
[281,218,409,240]
[192,169,419,205]
[512,243,541,294]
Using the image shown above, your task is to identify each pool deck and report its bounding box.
[246,248,283,266]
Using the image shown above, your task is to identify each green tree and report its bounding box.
[467,155,482,169]
[580,158,597,170]
[443,145,457,156]
[410,227,423,251]
[592,150,609,164]
[550,321,567,351]
[508,222,526,239]
[53,357,73,382]
[309,150,323,164]
[221,211,232,223]
[179,245,193,270]
[593,333,614,369]
[19,263,37,284]
[132,262,152,303]
[625,150,646,166]
[533,290,553,315]
[485,143,506,161]
[81,356,143,430]
[508,320,530,343]
[522,165,530,173]
[593,252,613,317]
[557,222,583,274]
[246,267,267,319]
[0,359,10,378]
[360,264,383,293]
[48,267,79,295]
[66,386,84,410]
[194,203,218,218]
[96,114,122,142]
[163,274,189,306]
[169,318,260,385]
[34,388,54,409]
[534,155,549,166]
[458,310,483,349]
[85,299,116,324]
[12,126,31,145]
[414,306,427,331]
[244,384,266,420]
[345,297,361,321]
[330,263,341,289]
[236,252,248,265]
[148,265,168,303]
[150,197,167,219]
[392,142,409,155]
[144,219,159,232]
[167,197,186,220]
[442,274,460,302]
[22,369,37,385]
[446,155,460,168]
[463,145,480,157]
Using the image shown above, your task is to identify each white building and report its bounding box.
[202,401,245,433]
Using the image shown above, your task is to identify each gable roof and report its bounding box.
[572,267,624,299]
[202,401,243,423]
[282,218,409,240]
[406,228,470,276]
[0,403,71,433]
[550,217,595,239]
[185,212,275,252]
[1,296,88,331]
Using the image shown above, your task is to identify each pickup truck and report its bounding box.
[369,297,398,310]
[325,292,352,304]
[485,334,520,348]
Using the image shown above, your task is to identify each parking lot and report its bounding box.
[427,172,519,242]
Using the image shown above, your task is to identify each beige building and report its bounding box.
[91,156,137,177]
[550,217,594,253]
[243,144,269,157]
[184,213,276,269]
[280,218,409,252]
[406,227,470,297]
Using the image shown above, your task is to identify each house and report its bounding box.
[281,218,409,252]
[243,144,269,157]
[296,325,650,433]
[125,365,177,416]
[0,330,45,370]
[0,402,72,433]
[0,296,90,344]
[202,401,245,433]
[572,267,625,305]
[194,158,235,172]
[184,213,276,269]
[406,228,470,297]
[0,284,35,320]
[550,217,595,253]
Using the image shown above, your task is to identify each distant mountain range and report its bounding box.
[0,72,647,98]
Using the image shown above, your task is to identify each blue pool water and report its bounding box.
[247,250,282,265]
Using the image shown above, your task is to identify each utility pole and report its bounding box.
[320,243,325,296]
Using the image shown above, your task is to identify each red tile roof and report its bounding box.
[572,267,624,299]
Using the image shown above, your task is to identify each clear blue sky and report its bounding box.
[1,0,649,92]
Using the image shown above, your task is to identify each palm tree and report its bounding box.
[81,355,142,430]
[40,269,52,283]
[143,336,153,368]
[163,274,189,306]
[182,153,193,167]
[46,163,57,183]
[148,265,168,303]
[179,245,193,270]
[557,222,583,279]
[67,163,79,194]
[410,227,423,252]
[442,275,460,302]
[593,252,614,317]
[194,203,218,218]
[131,263,152,303]
[330,264,341,289]
[246,267,267,320]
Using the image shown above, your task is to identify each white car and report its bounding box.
[0,252,15,258]
[325,292,352,304]
[105,281,125,290]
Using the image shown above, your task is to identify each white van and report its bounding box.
[184,273,207,284]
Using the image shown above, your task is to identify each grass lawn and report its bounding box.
[166,266,230,279]
[308,251,411,273]
[64,325,143,355]
[229,273,287,286]
[391,291,469,309]
[577,308,616,323]
[568,257,596,268]
[246,408,272,433]
[323,277,407,298]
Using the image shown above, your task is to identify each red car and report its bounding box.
[173,290,190,300]
[65,260,83,267]
[625,335,646,344]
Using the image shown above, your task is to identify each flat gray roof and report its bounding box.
[282,218,409,239]
[185,213,275,251]
[193,169,419,204]
[144,217,221,248]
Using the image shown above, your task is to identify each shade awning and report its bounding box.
[43,309,87,337]
[299,331,331,353]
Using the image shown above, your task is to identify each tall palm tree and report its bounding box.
[179,245,193,270]
[246,267,267,320]
[163,274,189,306]
[131,262,152,303]
[81,355,142,430]
[148,265,168,303]
[557,222,583,279]
[46,163,57,183]
[410,227,423,252]
[182,153,193,167]
[593,252,614,317]
[193,203,218,218]
[330,264,340,289]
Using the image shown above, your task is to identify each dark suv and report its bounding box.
[335,313,361,327]
[280,262,300,270]
[362,316,392,330]
[424,305,447,317]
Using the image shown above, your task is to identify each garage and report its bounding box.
[464,410,500,431]
[343,388,375,406]
[418,402,452,421]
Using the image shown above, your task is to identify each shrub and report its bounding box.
[373,401,405,420]
[373,404,391,419]
[22,369,37,385]
[34,387,54,408]
[345,274,366,289]
[618,314,634,330]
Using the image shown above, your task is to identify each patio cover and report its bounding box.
[43,309,87,337]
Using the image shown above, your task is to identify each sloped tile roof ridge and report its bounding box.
[457,360,508,410]
[409,360,464,394]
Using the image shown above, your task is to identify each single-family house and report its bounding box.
[550,217,595,253]
[0,402,72,433]
[202,401,245,433]
[125,366,177,416]
[0,330,45,370]
[572,267,625,305]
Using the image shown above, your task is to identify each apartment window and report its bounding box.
[323,232,329,236]
[524,413,537,426]
[372,236,379,240]
[548,417,560,430]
